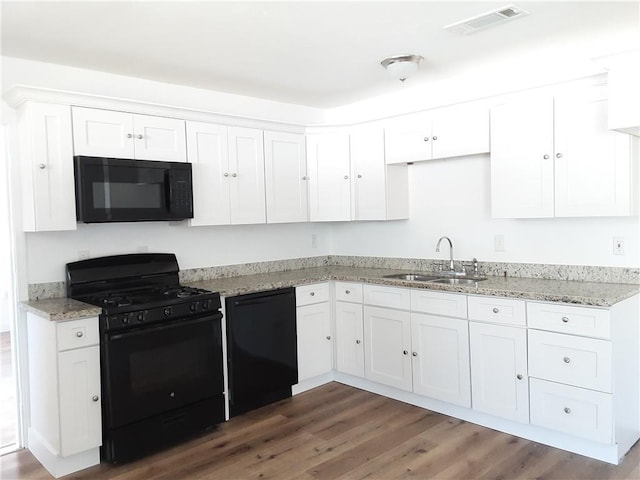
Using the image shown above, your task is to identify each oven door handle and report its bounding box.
[106,313,222,341]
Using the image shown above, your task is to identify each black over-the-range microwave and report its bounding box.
[74,156,194,223]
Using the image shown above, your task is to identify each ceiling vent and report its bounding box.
[443,4,529,34]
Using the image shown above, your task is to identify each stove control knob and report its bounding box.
[136,312,145,322]
[164,307,172,317]
[190,302,198,312]
[202,299,211,310]
[122,315,129,325]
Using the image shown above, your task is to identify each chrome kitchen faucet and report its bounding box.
[436,235,455,272]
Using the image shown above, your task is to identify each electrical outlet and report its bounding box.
[78,250,90,260]
[494,234,505,252]
[613,237,625,255]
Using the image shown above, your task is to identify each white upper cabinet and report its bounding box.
[385,104,489,164]
[350,125,408,221]
[186,121,231,226]
[264,131,308,223]
[491,90,636,218]
[227,126,266,224]
[306,132,351,221]
[72,107,186,162]
[17,101,77,232]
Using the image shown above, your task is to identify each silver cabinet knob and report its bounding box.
[92,395,99,402]
[561,316,569,323]
[492,307,500,314]
[543,154,550,159]
[423,137,429,142]
[357,174,362,179]
[356,339,361,344]
[403,350,408,355]
[563,357,571,364]
[231,173,237,178]
[556,153,563,158]
[136,134,143,139]
[345,290,351,294]
[326,336,331,340]
[432,136,438,140]
[412,352,418,357]
[127,133,133,139]
[343,175,349,180]
[517,374,523,380]
[310,291,315,296]
[302,176,308,180]
[76,331,84,338]
[223,172,229,177]
[38,163,46,169]
[564,407,571,414]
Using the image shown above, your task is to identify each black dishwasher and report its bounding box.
[225,287,298,417]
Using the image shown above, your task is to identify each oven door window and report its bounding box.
[76,156,172,222]
[103,315,223,428]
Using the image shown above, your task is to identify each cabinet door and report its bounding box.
[307,133,351,221]
[132,114,186,162]
[19,102,77,231]
[469,322,529,423]
[227,127,266,224]
[72,107,135,158]
[296,303,332,381]
[431,104,490,160]
[335,301,364,377]
[364,305,412,391]
[384,112,432,164]
[58,345,102,456]
[350,125,387,220]
[554,96,633,216]
[411,313,471,407]
[264,131,308,223]
[186,121,231,226]
[490,98,554,218]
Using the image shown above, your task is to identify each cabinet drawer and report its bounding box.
[530,378,613,444]
[296,283,329,306]
[467,296,526,326]
[411,290,467,318]
[363,284,410,310]
[335,282,363,303]
[528,330,612,393]
[527,302,611,339]
[56,317,99,351]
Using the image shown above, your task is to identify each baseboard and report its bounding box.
[28,428,100,478]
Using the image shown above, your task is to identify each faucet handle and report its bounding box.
[462,258,480,276]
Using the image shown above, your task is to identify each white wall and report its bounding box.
[332,155,640,268]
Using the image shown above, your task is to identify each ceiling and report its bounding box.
[1,1,639,108]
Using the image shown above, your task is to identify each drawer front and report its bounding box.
[335,282,363,303]
[296,283,329,306]
[57,317,99,351]
[530,378,613,444]
[527,302,611,339]
[363,284,411,310]
[467,296,526,326]
[528,330,612,393]
[411,290,467,318]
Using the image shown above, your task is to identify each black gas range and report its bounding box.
[66,253,225,463]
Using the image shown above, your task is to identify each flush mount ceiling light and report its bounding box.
[380,54,424,82]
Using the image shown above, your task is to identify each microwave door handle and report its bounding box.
[166,171,174,211]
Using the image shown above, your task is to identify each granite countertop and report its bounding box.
[23,265,640,321]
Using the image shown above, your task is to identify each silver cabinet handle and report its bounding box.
[492,307,500,314]
[92,395,99,402]
[543,154,550,159]
[357,174,362,179]
[432,136,438,140]
[356,339,361,344]
[412,352,418,357]
[561,316,569,323]
[310,291,315,296]
[223,173,229,177]
[38,163,46,169]
[127,133,133,139]
[326,336,331,340]
[423,137,429,142]
[556,153,563,158]
[136,134,143,139]
[403,350,408,355]
[76,331,84,338]
[231,173,237,178]
[563,357,571,364]
[564,407,571,414]
[517,374,523,380]
[343,175,349,180]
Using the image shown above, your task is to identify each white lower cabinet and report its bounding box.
[27,313,102,478]
[469,321,529,423]
[295,284,332,382]
[363,305,412,391]
[411,313,471,407]
[335,282,365,377]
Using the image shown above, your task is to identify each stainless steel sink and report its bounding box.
[383,273,441,282]
[430,277,487,285]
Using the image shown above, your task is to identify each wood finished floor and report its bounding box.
[1,382,638,480]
